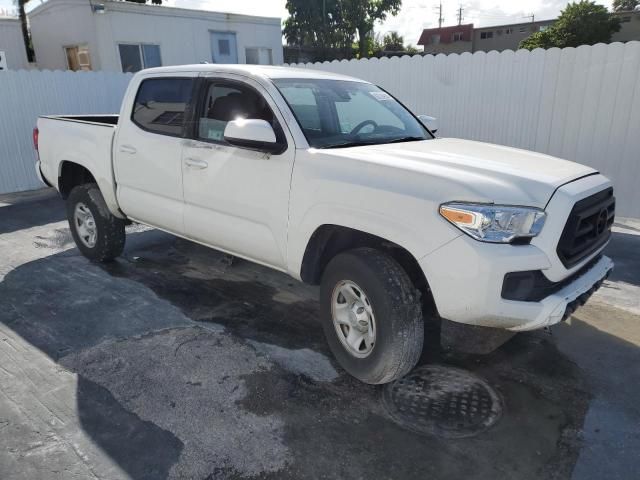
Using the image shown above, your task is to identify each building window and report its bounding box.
[519,26,528,33]
[245,47,273,65]
[118,44,162,73]
[132,78,194,136]
[452,32,464,42]
[218,39,231,56]
[431,34,441,45]
[505,28,513,34]
[539,25,549,32]
[65,45,92,71]
[480,31,493,39]
[621,16,632,22]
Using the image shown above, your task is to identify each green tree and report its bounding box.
[520,1,621,50]
[284,0,354,58]
[382,31,404,51]
[612,0,639,11]
[405,44,419,54]
[342,0,402,58]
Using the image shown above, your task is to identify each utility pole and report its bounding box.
[457,5,464,26]
[523,13,535,23]
[434,2,444,29]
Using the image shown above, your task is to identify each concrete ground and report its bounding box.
[1,188,638,480]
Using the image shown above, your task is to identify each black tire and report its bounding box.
[320,247,424,384]
[66,183,125,262]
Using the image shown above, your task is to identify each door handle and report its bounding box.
[119,145,137,154]
[184,158,208,169]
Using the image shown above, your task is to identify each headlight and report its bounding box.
[439,202,546,243]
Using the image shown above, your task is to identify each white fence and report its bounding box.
[0,70,132,195]
[1,43,639,217]
[290,41,640,218]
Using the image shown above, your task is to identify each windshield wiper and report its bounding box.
[383,136,426,144]
[321,136,426,149]
[320,141,377,149]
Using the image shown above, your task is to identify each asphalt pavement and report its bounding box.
[1,188,638,480]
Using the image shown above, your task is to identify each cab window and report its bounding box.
[197,80,284,146]
[131,78,194,136]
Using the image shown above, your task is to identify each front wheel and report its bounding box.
[67,183,125,262]
[320,247,424,384]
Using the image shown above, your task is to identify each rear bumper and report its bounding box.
[35,160,52,187]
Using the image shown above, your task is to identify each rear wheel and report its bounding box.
[320,247,424,384]
[66,183,125,262]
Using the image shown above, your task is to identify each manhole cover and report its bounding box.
[382,365,502,438]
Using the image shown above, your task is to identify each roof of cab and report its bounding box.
[139,64,367,83]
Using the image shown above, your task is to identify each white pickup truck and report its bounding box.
[35,65,614,384]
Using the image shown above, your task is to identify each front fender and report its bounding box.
[287,201,459,279]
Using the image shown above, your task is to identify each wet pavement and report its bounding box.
[1,189,639,480]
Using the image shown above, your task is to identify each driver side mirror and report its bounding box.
[418,115,439,134]
[223,119,285,154]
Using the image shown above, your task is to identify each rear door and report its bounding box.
[181,74,294,269]
[114,74,196,234]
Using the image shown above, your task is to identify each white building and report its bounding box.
[28,0,283,72]
[0,17,30,70]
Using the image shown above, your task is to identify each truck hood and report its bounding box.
[321,138,596,207]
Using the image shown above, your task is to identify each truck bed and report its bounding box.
[37,115,119,212]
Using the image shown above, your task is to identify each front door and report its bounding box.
[210,32,238,64]
[181,76,294,269]
[114,75,195,234]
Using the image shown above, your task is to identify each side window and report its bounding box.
[197,81,278,143]
[132,78,193,136]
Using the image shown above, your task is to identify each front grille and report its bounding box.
[557,187,615,268]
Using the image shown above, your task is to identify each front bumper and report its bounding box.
[419,234,613,331]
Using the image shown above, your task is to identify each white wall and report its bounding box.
[1,42,639,219]
[94,2,284,71]
[289,42,640,218]
[29,0,100,71]
[0,18,29,70]
[0,70,132,194]
[28,0,283,72]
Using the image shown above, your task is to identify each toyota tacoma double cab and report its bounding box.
[34,65,615,384]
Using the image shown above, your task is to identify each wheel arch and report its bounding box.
[58,161,97,198]
[299,224,437,313]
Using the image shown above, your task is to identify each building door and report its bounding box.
[210,32,238,64]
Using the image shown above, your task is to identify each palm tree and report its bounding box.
[14,0,33,62]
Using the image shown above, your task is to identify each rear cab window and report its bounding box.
[131,77,194,136]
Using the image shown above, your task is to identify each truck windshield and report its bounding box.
[273,78,433,149]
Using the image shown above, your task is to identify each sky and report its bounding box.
[0,0,615,46]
